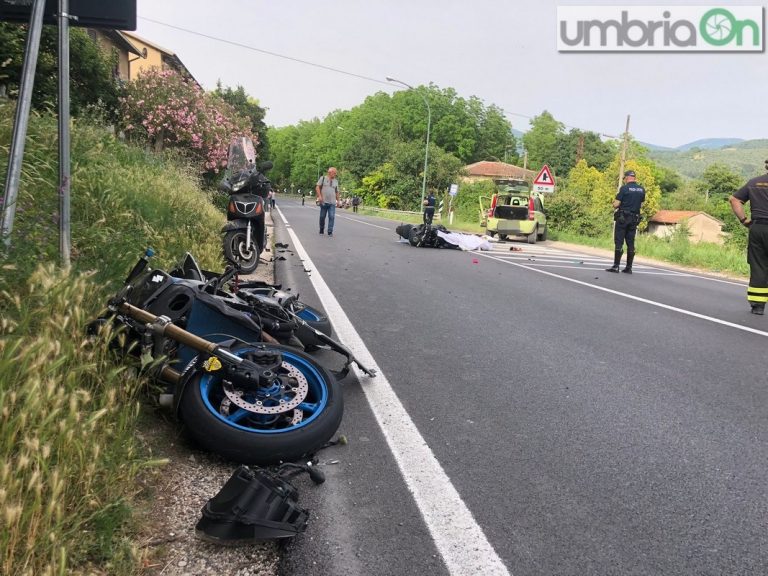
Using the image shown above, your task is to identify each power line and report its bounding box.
[138,16,392,86]
[138,16,621,140]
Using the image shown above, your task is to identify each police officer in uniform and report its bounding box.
[606,170,646,274]
[729,160,768,315]
[423,191,436,225]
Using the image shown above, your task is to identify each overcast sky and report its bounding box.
[134,0,767,148]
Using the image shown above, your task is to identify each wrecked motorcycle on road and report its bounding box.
[91,250,375,464]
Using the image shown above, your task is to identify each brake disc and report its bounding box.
[221,362,309,415]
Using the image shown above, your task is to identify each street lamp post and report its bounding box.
[301,143,321,181]
[386,76,431,212]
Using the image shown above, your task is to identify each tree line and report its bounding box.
[267,85,521,209]
[1,21,750,246]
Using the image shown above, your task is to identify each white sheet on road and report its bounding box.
[436,230,492,251]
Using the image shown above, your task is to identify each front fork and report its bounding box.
[245,220,252,252]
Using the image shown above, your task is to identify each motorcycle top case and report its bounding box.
[227,193,264,220]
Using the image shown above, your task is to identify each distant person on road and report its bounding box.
[423,191,436,225]
[316,167,340,236]
[300,189,305,206]
[270,189,276,209]
[729,160,768,315]
[352,195,360,213]
[606,170,646,274]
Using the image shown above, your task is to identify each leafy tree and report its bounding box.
[268,124,300,187]
[557,129,615,172]
[653,164,684,195]
[0,22,120,120]
[550,155,662,236]
[471,102,518,164]
[522,111,565,174]
[696,163,743,200]
[547,160,610,236]
[452,179,495,223]
[360,162,399,208]
[660,180,707,211]
[268,83,509,209]
[214,82,269,158]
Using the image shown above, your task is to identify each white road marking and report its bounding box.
[477,251,768,337]
[489,244,747,287]
[275,207,511,576]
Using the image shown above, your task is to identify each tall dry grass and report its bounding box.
[0,100,231,573]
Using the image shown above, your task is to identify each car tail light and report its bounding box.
[489,194,498,217]
[528,197,535,220]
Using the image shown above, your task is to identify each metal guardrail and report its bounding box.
[364,206,421,216]
[364,206,443,220]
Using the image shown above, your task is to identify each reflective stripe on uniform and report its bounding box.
[747,286,768,302]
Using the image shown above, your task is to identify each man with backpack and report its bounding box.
[316,167,340,236]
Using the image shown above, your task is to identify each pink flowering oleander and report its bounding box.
[120,68,257,175]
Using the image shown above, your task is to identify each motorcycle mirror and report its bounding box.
[258,160,273,172]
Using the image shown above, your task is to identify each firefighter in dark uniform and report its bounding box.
[606,170,646,274]
[729,160,768,315]
[423,191,436,225]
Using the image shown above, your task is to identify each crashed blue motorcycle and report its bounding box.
[93,250,375,464]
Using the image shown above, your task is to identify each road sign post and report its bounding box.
[532,165,556,194]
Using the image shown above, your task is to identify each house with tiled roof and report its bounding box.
[647,210,725,245]
[86,29,143,82]
[461,161,536,183]
[122,32,199,86]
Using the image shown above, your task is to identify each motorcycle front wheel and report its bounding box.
[223,230,260,273]
[179,344,343,464]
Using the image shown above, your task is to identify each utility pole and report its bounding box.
[59,0,72,269]
[617,115,631,191]
[576,134,585,164]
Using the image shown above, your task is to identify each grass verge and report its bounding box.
[0,102,227,574]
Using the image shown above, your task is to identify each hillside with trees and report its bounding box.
[649,140,768,179]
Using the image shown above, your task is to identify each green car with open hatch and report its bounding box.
[479,179,548,243]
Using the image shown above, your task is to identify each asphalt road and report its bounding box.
[272,198,768,576]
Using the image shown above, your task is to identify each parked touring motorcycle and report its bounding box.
[220,137,271,273]
[92,250,375,464]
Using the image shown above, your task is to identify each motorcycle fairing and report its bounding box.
[195,465,309,543]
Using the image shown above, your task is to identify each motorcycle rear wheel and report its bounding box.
[293,303,332,351]
[179,343,343,464]
[223,230,260,273]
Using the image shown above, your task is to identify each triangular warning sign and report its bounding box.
[533,165,555,186]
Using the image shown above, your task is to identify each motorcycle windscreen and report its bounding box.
[226,136,257,177]
[128,269,173,308]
